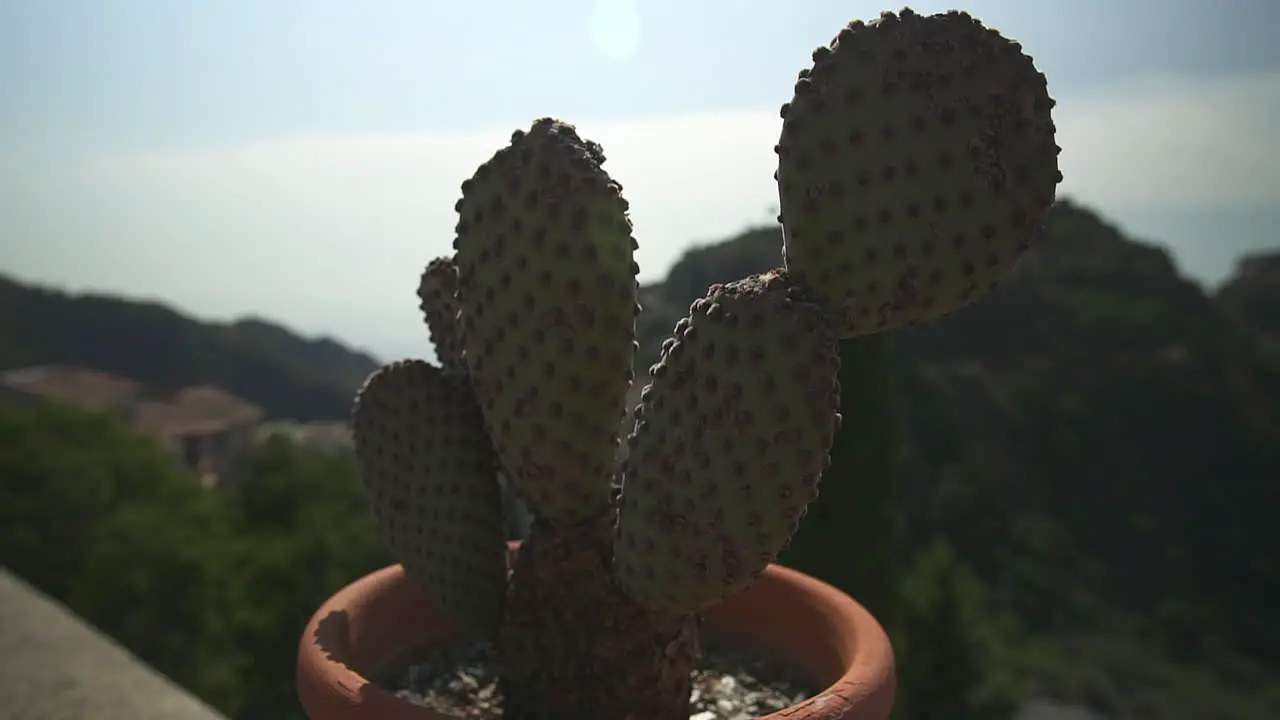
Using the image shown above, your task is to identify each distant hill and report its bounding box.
[636,199,1280,718]
[4,201,1278,716]
[0,276,380,421]
[226,317,379,393]
[1217,250,1280,344]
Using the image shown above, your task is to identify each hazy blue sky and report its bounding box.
[2,0,1278,360]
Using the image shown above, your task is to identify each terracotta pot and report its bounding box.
[297,543,895,720]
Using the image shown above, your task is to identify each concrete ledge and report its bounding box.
[0,567,228,720]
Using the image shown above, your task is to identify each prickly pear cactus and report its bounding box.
[346,8,1061,720]
[417,257,466,375]
[452,118,639,524]
[614,270,840,612]
[776,8,1062,338]
[419,256,531,540]
[351,359,507,638]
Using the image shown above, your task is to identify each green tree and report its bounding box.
[892,539,1020,720]
[222,434,391,720]
[0,401,254,713]
[0,402,202,597]
[69,498,249,715]
[0,402,392,720]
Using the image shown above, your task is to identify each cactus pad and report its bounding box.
[417,256,466,375]
[614,270,841,613]
[351,360,508,638]
[453,118,639,523]
[776,8,1062,338]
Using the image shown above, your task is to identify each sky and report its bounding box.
[1,0,1278,362]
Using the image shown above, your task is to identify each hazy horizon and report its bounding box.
[3,0,1278,361]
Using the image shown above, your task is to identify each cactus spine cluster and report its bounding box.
[351,8,1061,720]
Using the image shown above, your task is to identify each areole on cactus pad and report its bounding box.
[302,7,1061,720]
[352,360,508,638]
[452,119,639,526]
[777,9,1061,337]
[614,270,842,613]
[415,259,466,376]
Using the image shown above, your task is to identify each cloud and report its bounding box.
[77,110,787,285]
[1054,70,1280,208]
[3,68,1277,358]
[78,66,1280,271]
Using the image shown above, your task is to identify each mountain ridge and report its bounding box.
[0,274,380,421]
[3,200,1278,715]
[634,199,1280,716]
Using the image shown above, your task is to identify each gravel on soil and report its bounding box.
[383,639,817,719]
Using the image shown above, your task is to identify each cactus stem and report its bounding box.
[497,512,699,720]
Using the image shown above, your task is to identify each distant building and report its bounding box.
[255,420,353,455]
[0,365,145,420]
[0,365,264,489]
[132,385,264,488]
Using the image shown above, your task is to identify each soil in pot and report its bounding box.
[381,638,818,720]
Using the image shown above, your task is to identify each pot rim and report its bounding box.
[297,553,895,720]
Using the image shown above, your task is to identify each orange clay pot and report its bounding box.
[297,543,896,720]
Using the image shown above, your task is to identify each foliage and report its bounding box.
[891,540,1020,720]
[1,198,1277,718]
[0,401,389,720]
[1218,250,1280,350]
[637,200,1280,718]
